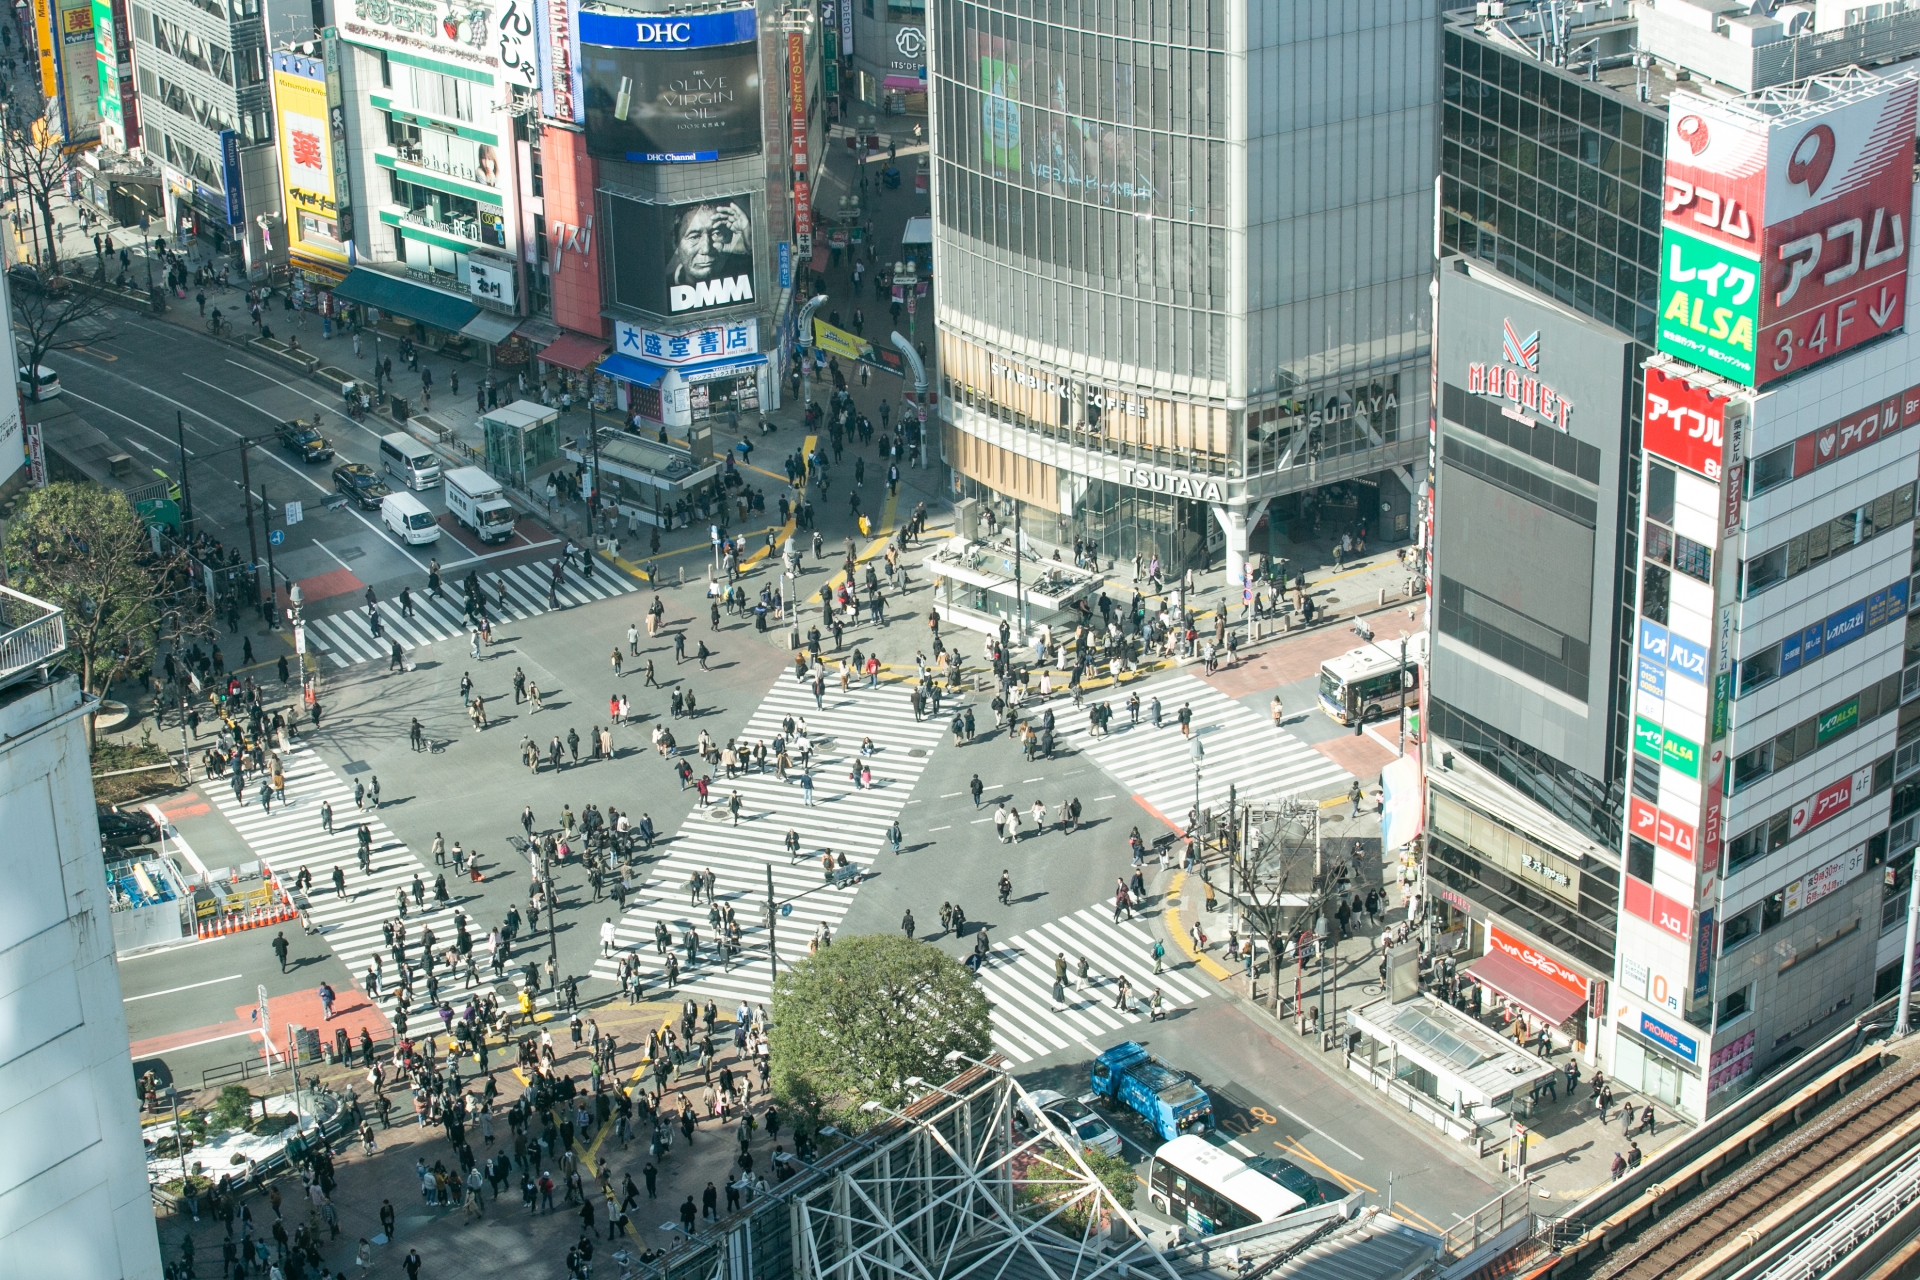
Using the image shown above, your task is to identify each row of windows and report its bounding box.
[935,159,1225,298]
[1446,30,1660,152]
[1739,483,1916,599]
[1443,196,1657,347]
[1725,754,1893,874]
[1444,85,1661,199]
[1429,698,1622,849]
[1724,831,1890,952]
[1731,673,1912,793]
[1442,433,1596,527]
[941,0,1230,52]
[1440,382,1602,482]
[1428,835,1617,977]
[1445,142,1664,268]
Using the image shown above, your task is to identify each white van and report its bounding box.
[380,432,441,490]
[17,364,60,400]
[380,490,442,545]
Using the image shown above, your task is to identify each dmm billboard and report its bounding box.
[1658,78,1918,388]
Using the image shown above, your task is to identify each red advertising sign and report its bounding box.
[1702,780,1723,868]
[1487,925,1588,999]
[1663,80,1920,387]
[1629,795,1696,862]
[1644,365,1729,481]
[1623,877,1693,942]
[793,178,811,237]
[788,31,807,171]
[1789,764,1876,838]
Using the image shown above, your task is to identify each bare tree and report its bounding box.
[9,276,116,398]
[1214,798,1334,1017]
[1,102,72,270]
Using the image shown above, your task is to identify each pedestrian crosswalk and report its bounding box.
[975,903,1219,1064]
[302,559,641,668]
[586,676,947,1007]
[1061,674,1350,822]
[202,743,523,1028]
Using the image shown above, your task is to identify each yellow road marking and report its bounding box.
[1162,870,1233,980]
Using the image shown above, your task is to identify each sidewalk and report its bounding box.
[153,999,793,1279]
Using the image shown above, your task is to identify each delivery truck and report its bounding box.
[444,466,517,543]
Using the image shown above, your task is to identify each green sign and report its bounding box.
[135,497,181,533]
[1662,727,1702,779]
[1657,224,1760,387]
[1634,714,1665,763]
[92,0,121,127]
[1817,697,1861,744]
[1712,672,1731,741]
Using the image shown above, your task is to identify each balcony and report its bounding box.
[0,585,68,692]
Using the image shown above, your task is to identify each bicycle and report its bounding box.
[206,316,227,337]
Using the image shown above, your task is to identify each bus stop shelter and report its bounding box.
[482,400,561,490]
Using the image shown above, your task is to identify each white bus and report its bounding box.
[1317,631,1427,726]
[1145,1135,1306,1236]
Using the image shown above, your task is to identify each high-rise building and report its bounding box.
[0,589,159,1278]
[1428,0,1920,1121]
[926,1,1437,585]
[124,0,281,266]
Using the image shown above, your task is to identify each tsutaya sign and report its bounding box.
[1118,465,1225,501]
[1463,317,1575,433]
[1657,75,1919,388]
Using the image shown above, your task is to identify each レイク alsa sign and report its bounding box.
[1464,318,1575,433]
[1657,78,1918,388]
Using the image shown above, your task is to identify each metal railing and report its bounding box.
[0,585,66,691]
[1442,1179,1538,1259]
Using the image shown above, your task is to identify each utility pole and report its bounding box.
[175,411,194,537]
[588,398,602,546]
[238,439,260,610]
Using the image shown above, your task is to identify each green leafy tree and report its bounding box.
[3,482,202,735]
[771,934,992,1135]
[1016,1143,1136,1234]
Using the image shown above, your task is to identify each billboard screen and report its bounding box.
[607,193,756,316]
[579,7,759,162]
[273,52,347,271]
[1658,80,1918,388]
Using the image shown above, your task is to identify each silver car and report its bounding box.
[1020,1089,1123,1158]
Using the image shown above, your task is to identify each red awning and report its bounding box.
[537,332,610,372]
[1462,949,1586,1027]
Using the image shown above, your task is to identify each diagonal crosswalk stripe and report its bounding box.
[202,744,534,1024]
[974,903,1222,1064]
[302,560,642,667]
[1058,674,1350,821]
[586,678,947,1007]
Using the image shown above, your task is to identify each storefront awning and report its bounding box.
[538,332,611,372]
[679,352,767,384]
[460,309,522,345]
[1462,949,1587,1027]
[331,268,478,333]
[597,353,668,388]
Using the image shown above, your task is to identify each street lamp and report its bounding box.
[1314,911,1332,1046]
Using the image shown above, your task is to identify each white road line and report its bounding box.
[123,974,246,1002]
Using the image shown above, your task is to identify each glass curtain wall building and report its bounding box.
[929,0,1437,585]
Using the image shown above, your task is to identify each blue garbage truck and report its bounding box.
[1090,1041,1213,1140]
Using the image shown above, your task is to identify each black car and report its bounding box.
[8,262,69,298]
[279,419,334,463]
[332,461,391,509]
[97,804,161,848]
[1246,1155,1328,1208]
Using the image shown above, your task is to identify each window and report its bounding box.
[1739,642,1780,696]
[1646,460,1675,525]
[1723,901,1760,950]
[407,66,474,121]
[1627,836,1654,884]
[1719,985,1750,1021]
[1642,562,1670,626]
[1741,482,1917,599]
[1747,443,1793,498]
[1732,741,1773,790]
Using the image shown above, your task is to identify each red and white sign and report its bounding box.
[1664,81,1919,387]
[1789,764,1876,838]
[1624,877,1693,942]
[1629,795,1696,862]
[1463,317,1574,433]
[1487,925,1589,999]
[1644,365,1729,481]
[793,178,812,238]
[788,31,808,171]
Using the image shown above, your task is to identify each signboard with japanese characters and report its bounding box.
[613,317,758,367]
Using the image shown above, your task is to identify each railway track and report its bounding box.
[1572,1058,1920,1280]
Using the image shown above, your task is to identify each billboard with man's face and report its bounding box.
[579,6,760,162]
[1657,78,1918,388]
[607,193,755,316]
